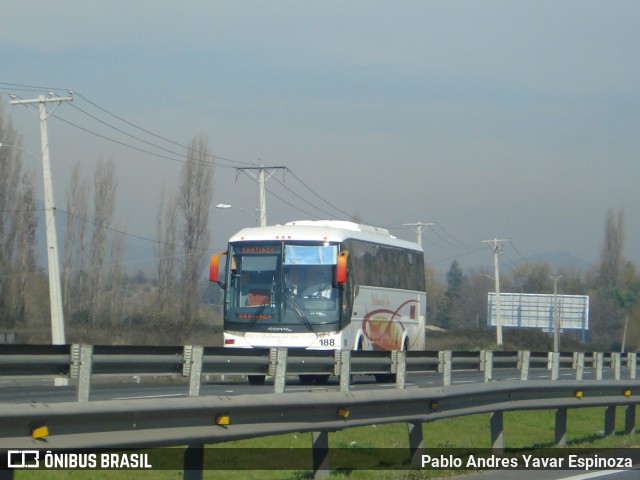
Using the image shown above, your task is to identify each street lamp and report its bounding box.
[0,143,66,348]
[215,203,258,225]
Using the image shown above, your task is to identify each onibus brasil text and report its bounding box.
[7,450,152,469]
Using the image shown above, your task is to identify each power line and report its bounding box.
[265,184,323,220]
[3,86,251,169]
[269,173,340,220]
[3,83,406,228]
[426,248,488,266]
[286,169,356,220]
[434,223,478,250]
[67,102,196,162]
[58,208,217,253]
[0,81,69,93]
[509,239,530,263]
[4,83,369,222]
[71,92,253,167]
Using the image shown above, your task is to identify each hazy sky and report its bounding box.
[2,1,639,272]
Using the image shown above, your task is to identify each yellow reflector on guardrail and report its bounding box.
[337,408,350,419]
[624,389,632,397]
[32,426,49,439]
[575,390,583,398]
[216,415,230,426]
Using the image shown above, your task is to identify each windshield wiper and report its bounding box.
[285,289,314,332]
[248,274,276,328]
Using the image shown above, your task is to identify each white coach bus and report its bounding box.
[210,220,426,384]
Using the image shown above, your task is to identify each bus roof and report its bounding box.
[228,220,423,252]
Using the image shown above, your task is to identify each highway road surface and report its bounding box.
[0,366,624,404]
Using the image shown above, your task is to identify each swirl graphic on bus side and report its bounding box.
[362,299,418,350]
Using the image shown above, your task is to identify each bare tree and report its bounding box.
[89,159,118,326]
[156,187,179,320]
[0,103,24,323]
[0,106,22,262]
[10,171,38,325]
[63,163,90,316]
[108,229,125,327]
[178,134,214,335]
[598,207,625,288]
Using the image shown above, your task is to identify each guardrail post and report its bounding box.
[443,351,452,387]
[188,346,204,397]
[520,350,530,381]
[77,344,93,402]
[312,431,330,479]
[555,408,567,446]
[490,411,504,453]
[0,463,13,479]
[337,349,351,392]
[551,352,559,380]
[612,353,621,380]
[575,352,585,380]
[484,351,493,382]
[407,422,424,468]
[184,345,205,479]
[604,406,616,436]
[272,348,288,394]
[396,350,407,390]
[184,444,204,480]
[630,352,637,379]
[625,405,636,435]
[595,352,604,380]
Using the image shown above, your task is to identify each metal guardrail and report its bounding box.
[0,380,637,449]
[1,345,639,478]
[0,345,638,399]
[0,380,638,474]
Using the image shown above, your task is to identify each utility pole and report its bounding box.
[236,165,286,227]
[550,274,563,352]
[483,238,508,347]
[402,221,435,248]
[10,93,73,348]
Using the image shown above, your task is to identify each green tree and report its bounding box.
[424,263,445,330]
[507,262,552,293]
[437,260,467,329]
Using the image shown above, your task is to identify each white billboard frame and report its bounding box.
[487,292,589,332]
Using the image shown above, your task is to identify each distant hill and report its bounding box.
[515,250,592,271]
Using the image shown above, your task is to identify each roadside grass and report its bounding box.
[15,407,640,480]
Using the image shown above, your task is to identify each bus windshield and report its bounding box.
[225,242,341,330]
